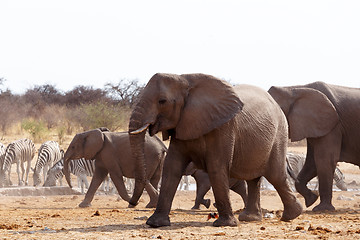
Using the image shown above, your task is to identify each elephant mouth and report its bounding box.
[149,122,160,136]
[130,121,160,136]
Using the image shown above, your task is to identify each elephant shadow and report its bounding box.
[303,207,360,216]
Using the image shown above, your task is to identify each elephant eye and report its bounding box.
[159,99,167,105]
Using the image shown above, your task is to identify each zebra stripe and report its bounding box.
[44,158,96,193]
[0,143,6,184]
[286,152,347,191]
[0,143,5,168]
[33,141,63,186]
[1,139,36,186]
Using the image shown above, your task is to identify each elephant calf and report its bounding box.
[183,162,247,210]
[63,128,167,208]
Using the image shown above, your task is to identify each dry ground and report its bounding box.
[1,146,360,239]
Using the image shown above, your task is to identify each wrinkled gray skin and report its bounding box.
[63,128,166,208]
[183,162,248,210]
[129,73,302,227]
[269,81,360,212]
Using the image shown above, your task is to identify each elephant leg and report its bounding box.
[79,167,108,208]
[145,163,162,208]
[206,138,238,227]
[229,179,248,208]
[311,128,341,212]
[266,144,303,221]
[149,163,162,191]
[108,169,131,204]
[146,146,189,228]
[295,142,319,207]
[144,181,159,208]
[267,175,303,221]
[238,177,262,221]
[192,170,211,210]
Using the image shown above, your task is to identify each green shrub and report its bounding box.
[76,102,130,131]
[57,125,67,145]
[21,119,48,143]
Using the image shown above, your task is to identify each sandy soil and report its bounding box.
[1,147,360,239]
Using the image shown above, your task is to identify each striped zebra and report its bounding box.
[0,139,36,187]
[32,141,63,186]
[44,158,111,194]
[0,143,5,165]
[0,143,6,183]
[286,152,347,191]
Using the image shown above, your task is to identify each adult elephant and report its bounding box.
[184,162,248,210]
[268,81,359,211]
[63,128,166,208]
[129,73,302,227]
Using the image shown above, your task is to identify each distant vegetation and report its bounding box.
[0,78,144,143]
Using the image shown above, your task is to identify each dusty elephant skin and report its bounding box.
[128,73,303,227]
[269,81,360,212]
[63,128,166,208]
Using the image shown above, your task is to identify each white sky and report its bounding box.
[1,0,359,94]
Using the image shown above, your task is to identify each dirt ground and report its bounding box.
[1,147,360,239]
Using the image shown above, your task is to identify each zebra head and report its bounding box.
[33,169,42,186]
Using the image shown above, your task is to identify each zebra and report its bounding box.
[43,158,111,194]
[32,141,63,186]
[286,152,347,191]
[0,143,5,166]
[0,143,6,183]
[0,139,36,187]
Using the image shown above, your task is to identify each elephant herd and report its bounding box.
[46,73,360,228]
[0,73,356,229]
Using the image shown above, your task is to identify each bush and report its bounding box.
[57,125,67,145]
[75,102,130,131]
[21,119,48,143]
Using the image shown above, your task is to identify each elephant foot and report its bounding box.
[202,199,211,209]
[146,213,170,228]
[238,209,262,222]
[191,204,200,210]
[213,214,238,227]
[79,201,91,208]
[128,203,137,208]
[281,199,303,221]
[304,191,319,208]
[145,201,157,208]
[312,202,335,212]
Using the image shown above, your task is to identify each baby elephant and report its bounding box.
[63,128,167,208]
[183,162,247,210]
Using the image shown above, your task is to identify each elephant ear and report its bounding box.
[82,129,104,160]
[288,88,339,142]
[176,74,243,140]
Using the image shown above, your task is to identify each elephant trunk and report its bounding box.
[128,130,147,206]
[128,105,151,206]
[63,157,72,188]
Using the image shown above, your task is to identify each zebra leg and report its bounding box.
[17,162,23,186]
[7,165,13,186]
[78,174,88,194]
[43,165,49,184]
[58,176,63,186]
[25,160,31,186]
[79,167,109,208]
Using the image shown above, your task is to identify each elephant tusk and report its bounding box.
[130,123,150,135]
